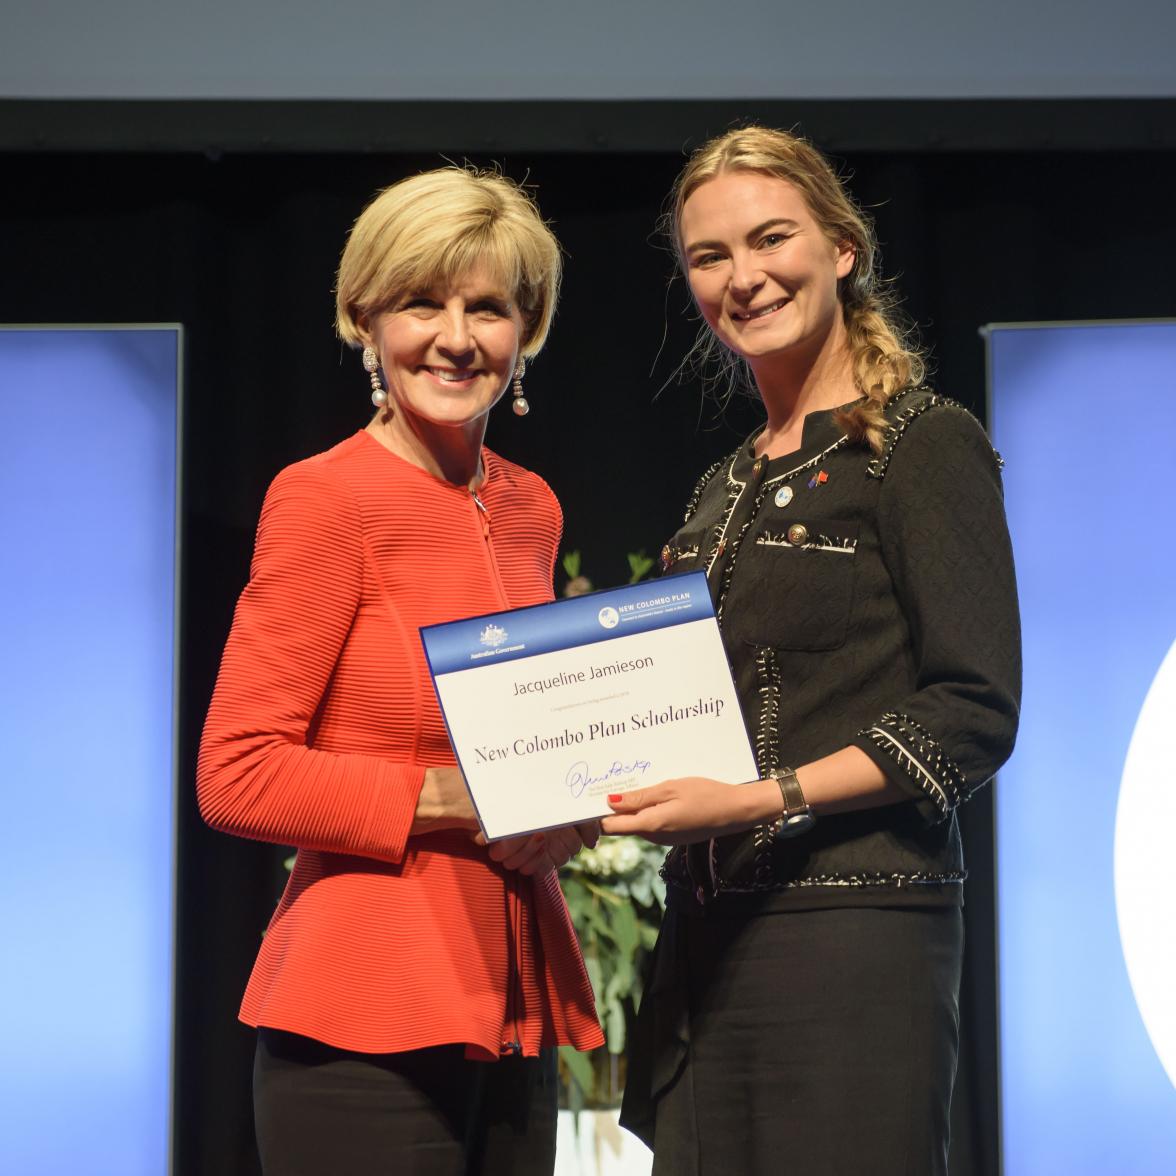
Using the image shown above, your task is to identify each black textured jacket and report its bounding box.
[661,387,1022,910]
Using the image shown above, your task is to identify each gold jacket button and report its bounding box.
[787,523,809,546]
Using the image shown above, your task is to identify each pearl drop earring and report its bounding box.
[512,358,529,416]
[362,346,387,407]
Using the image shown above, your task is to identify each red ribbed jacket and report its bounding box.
[197,430,603,1059]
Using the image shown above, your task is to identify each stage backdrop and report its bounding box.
[988,320,1176,1173]
[2,0,1173,100]
[0,326,181,1175]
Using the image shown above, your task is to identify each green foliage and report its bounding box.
[561,550,583,579]
[558,1044,595,1114]
[626,550,656,584]
[558,837,666,1107]
[560,548,655,594]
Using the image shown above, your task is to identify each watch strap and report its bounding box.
[771,766,815,840]
[773,766,807,815]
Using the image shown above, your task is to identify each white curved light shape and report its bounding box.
[1115,636,1176,1092]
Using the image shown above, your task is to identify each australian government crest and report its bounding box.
[479,623,509,649]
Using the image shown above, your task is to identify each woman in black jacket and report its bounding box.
[604,125,1021,1176]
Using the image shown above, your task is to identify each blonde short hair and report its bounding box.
[335,166,562,357]
[668,125,925,452]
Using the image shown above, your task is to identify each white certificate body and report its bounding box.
[421,571,758,840]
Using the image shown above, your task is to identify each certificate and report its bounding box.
[420,571,758,840]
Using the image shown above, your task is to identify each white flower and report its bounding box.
[576,836,646,878]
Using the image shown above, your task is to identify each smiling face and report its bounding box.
[680,171,855,377]
[364,263,524,432]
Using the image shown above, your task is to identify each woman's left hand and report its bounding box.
[601,777,765,845]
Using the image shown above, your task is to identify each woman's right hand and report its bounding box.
[477,821,601,876]
[411,767,480,835]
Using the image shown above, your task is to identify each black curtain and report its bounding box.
[4,143,1173,1176]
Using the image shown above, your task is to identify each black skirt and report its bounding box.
[621,898,963,1176]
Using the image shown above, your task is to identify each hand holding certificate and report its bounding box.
[421,572,758,840]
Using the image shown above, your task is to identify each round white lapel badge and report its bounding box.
[774,485,794,508]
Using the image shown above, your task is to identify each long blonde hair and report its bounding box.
[668,125,924,452]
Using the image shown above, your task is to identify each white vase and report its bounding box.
[555,1107,653,1176]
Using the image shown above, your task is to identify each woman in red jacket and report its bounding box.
[197,166,603,1176]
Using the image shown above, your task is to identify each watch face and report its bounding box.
[781,811,816,838]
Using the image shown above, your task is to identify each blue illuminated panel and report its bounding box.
[0,327,180,1175]
[990,322,1176,1173]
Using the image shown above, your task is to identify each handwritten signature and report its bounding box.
[565,757,653,798]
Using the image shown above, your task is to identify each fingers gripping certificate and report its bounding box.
[421,571,758,840]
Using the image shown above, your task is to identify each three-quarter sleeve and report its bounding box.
[196,460,425,862]
[851,404,1022,824]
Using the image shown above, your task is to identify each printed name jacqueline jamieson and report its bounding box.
[511,656,656,697]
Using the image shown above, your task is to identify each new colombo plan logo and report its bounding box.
[597,607,620,630]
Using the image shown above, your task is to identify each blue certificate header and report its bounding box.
[421,570,714,677]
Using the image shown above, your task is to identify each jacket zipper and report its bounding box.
[471,489,525,1054]
[471,491,511,602]
[502,870,524,1055]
